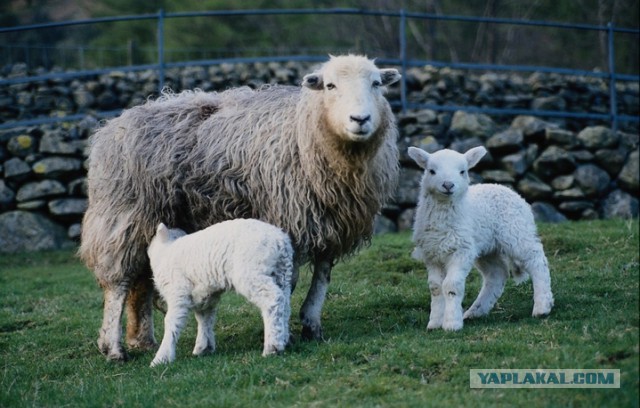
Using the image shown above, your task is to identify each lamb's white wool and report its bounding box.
[408,146,554,331]
[147,219,293,367]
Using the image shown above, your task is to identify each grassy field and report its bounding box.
[0,219,638,407]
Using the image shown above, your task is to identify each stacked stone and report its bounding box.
[1,62,638,133]
[385,111,639,233]
[0,118,96,252]
[0,62,638,251]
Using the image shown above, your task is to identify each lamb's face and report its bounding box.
[408,146,487,201]
[302,55,400,143]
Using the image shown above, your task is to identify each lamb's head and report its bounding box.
[302,55,400,142]
[408,146,487,201]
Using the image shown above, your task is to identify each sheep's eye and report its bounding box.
[460,170,466,175]
[429,169,436,175]
[372,80,382,88]
[326,83,336,90]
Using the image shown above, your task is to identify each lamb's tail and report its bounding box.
[510,266,530,285]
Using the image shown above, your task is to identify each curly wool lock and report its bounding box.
[80,55,401,361]
[408,146,554,332]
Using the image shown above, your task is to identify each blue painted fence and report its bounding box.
[0,8,638,132]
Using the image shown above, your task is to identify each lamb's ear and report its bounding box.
[465,146,487,169]
[380,68,401,86]
[407,146,430,169]
[302,73,324,90]
[156,223,169,239]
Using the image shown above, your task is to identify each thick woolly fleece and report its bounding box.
[148,219,293,367]
[408,146,554,332]
[80,55,400,360]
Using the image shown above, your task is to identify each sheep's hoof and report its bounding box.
[301,324,324,341]
[426,321,442,330]
[262,344,285,356]
[98,341,129,362]
[126,337,158,352]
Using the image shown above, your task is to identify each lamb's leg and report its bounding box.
[463,256,508,319]
[426,266,446,329]
[125,275,157,351]
[241,276,291,355]
[442,257,473,331]
[150,299,190,367]
[193,296,220,356]
[98,284,128,361]
[300,259,331,341]
[522,247,554,317]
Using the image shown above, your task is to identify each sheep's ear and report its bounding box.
[380,68,401,86]
[302,73,324,91]
[465,146,487,169]
[408,146,430,169]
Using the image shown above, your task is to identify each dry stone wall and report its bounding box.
[0,62,638,252]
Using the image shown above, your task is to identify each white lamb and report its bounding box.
[147,219,293,367]
[408,145,554,331]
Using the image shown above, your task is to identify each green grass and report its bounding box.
[1,219,638,407]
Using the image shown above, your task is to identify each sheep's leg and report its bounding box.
[523,248,554,317]
[193,296,220,356]
[98,284,128,361]
[426,266,446,329]
[463,256,508,320]
[240,276,291,355]
[300,259,331,341]
[150,299,190,367]
[442,258,473,331]
[125,275,157,351]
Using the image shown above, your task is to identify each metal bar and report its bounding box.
[157,9,165,92]
[399,9,407,113]
[3,8,638,35]
[607,22,619,134]
[0,13,158,33]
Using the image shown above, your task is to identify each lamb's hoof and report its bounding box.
[442,320,463,331]
[301,324,324,341]
[463,309,483,320]
[532,306,553,318]
[532,298,554,317]
[192,345,215,356]
[150,357,170,368]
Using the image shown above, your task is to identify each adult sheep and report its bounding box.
[80,54,401,361]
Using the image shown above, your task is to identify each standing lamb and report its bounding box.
[408,146,554,331]
[147,219,293,367]
[80,55,401,361]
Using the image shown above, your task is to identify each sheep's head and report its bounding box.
[302,55,400,143]
[408,146,487,201]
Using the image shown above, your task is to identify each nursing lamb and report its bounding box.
[148,219,293,367]
[408,146,554,331]
[80,55,400,360]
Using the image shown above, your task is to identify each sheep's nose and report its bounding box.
[442,181,454,191]
[350,114,371,125]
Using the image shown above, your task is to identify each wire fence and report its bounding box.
[0,8,638,132]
